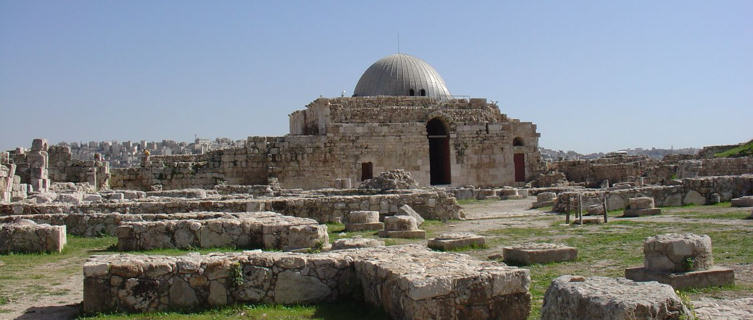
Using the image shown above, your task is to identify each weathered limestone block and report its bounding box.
[331,237,384,250]
[644,233,713,272]
[625,233,734,289]
[586,204,603,215]
[541,275,689,320]
[83,245,532,320]
[0,219,66,253]
[623,196,661,217]
[629,196,654,209]
[83,194,103,202]
[397,204,424,226]
[503,243,577,265]
[344,210,383,232]
[428,232,485,251]
[116,212,328,251]
[477,189,498,200]
[500,188,525,200]
[379,215,425,238]
[731,196,753,207]
[57,193,83,205]
[146,189,213,199]
[532,192,556,208]
[683,190,706,205]
[694,297,753,320]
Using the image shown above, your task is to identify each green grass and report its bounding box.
[81,302,388,320]
[714,139,753,158]
[456,198,498,205]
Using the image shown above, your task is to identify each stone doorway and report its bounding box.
[514,153,525,182]
[427,118,451,185]
[361,162,373,181]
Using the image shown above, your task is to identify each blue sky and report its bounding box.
[1,1,751,153]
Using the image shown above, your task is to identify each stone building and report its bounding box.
[111,54,544,190]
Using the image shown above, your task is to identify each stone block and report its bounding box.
[57,193,83,205]
[345,210,379,224]
[532,192,556,208]
[683,190,706,205]
[0,219,66,253]
[625,266,735,290]
[383,215,417,231]
[378,229,426,239]
[397,204,424,226]
[500,188,525,200]
[586,204,603,215]
[629,197,654,209]
[106,193,124,201]
[31,138,48,152]
[503,243,577,265]
[731,196,753,207]
[331,237,384,250]
[428,232,485,251]
[83,194,103,202]
[644,233,713,273]
[344,222,384,232]
[541,275,690,320]
[622,208,662,217]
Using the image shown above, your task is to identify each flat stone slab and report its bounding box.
[622,208,661,217]
[625,266,734,289]
[0,219,66,253]
[731,196,753,207]
[428,232,485,251]
[331,237,384,250]
[84,244,532,320]
[570,216,604,224]
[541,275,690,320]
[344,222,384,232]
[694,297,753,320]
[378,229,426,239]
[503,243,577,265]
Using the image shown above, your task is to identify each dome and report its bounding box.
[353,54,451,98]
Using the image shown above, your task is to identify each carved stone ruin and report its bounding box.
[622,196,661,217]
[428,232,485,251]
[0,218,66,253]
[541,275,690,320]
[379,215,425,239]
[83,244,532,320]
[343,210,383,232]
[625,233,735,289]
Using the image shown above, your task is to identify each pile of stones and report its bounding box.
[0,218,66,253]
[358,169,418,191]
[625,233,734,289]
[622,196,661,217]
[379,215,425,239]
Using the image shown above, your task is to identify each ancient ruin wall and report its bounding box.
[0,190,463,223]
[83,245,531,319]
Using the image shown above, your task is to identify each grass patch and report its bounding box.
[456,198,498,205]
[714,139,753,158]
[80,302,389,320]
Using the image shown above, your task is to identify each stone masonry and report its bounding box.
[541,275,689,320]
[625,233,735,289]
[83,244,532,320]
[115,212,328,251]
[0,218,66,253]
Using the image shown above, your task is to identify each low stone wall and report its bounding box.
[0,212,262,237]
[0,219,66,253]
[0,190,463,223]
[116,213,328,251]
[553,175,753,212]
[83,245,531,319]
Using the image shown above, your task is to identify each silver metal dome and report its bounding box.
[353,54,451,98]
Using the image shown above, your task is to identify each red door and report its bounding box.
[514,153,525,182]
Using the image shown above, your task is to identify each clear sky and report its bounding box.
[1,1,751,153]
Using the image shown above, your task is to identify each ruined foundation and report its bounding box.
[0,219,66,253]
[83,245,532,320]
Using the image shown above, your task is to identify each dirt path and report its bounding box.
[3,258,83,320]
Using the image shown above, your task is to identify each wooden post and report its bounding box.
[565,194,571,224]
[578,192,583,225]
[602,192,609,224]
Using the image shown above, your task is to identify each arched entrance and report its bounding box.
[427,118,451,185]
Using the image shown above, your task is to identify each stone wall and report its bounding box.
[83,244,531,320]
[110,97,544,190]
[547,155,753,187]
[553,175,753,212]
[116,213,328,251]
[0,219,66,253]
[0,190,463,223]
[48,145,111,191]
